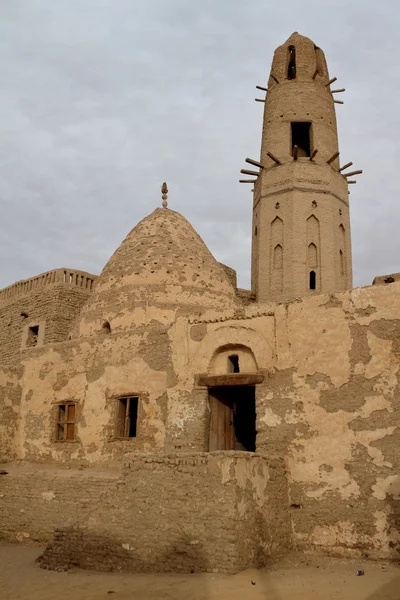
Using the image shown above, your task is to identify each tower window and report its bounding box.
[287,45,296,80]
[309,270,316,290]
[291,122,311,157]
[56,403,76,441]
[27,325,39,348]
[228,354,240,373]
[116,396,139,438]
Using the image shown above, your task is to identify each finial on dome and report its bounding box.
[161,182,168,208]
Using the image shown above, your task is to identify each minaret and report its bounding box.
[249,33,354,303]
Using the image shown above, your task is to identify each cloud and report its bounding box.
[0,0,399,290]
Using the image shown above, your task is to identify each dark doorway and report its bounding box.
[209,386,256,452]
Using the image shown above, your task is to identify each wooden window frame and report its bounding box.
[115,396,139,439]
[56,402,77,442]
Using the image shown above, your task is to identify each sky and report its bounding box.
[0,0,399,290]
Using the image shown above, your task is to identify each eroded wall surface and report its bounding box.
[0,453,290,574]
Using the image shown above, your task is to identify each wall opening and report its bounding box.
[308,243,318,268]
[209,386,256,452]
[291,122,311,157]
[102,321,111,334]
[116,396,138,438]
[287,45,296,79]
[309,270,316,290]
[228,354,240,373]
[57,403,76,441]
[27,325,39,348]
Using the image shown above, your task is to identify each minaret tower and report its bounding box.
[248,33,355,303]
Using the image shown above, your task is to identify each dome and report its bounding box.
[76,208,236,335]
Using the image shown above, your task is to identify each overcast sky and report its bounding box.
[0,0,399,290]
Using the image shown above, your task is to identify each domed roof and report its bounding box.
[76,207,236,335]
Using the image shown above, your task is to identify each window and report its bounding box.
[287,45,296,79]
[116,396,138,438]
[228,355,240,373]
[27,325,39,348]
[291,122,311,157]
[102,321,111,334]
[57,403,76,441]
[309,270,316,290]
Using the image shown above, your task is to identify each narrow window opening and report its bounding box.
[291,122,311,157]
[116,397,138,438]
[254,226,258,236]
[57,403,76,441]
[309,270,316,290]
[228,354,240,373]
[102,321,111,334]
[340,249,345,276]
[27,325,39,348]
[287,45,296,80]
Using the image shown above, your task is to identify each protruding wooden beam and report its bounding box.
[334,99,344,104]
[312,69,318,80]
[326,77,337,87]
[239,179,257,183]
[344,170,363,177]
[327,151,340,165]
[245,158,264,169]
[293,145,298,161]
[267,151,281,165]
[240,169,260,176]
[310,149,318,161]
[338,161,353,172]
[256,85,268,92]
[331,88,345,93]
[255,98,266,103]
[347,180,357,184]
[271,74,279,84]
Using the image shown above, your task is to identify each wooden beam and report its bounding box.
[334,100,344,104]
[271,74,279,84]
[327,151,340,165]
[338,161,353,172]
[267,151,281,165]
[255,98,266,103]
[256,85,268,91]
[326,77,337,87]
[246,158,264,169]
[344,170,363,177]
[239,179,257,183]
[240,169,260,176]
[312,69,318,80]
[331,88,345,93]
[197,373,265,387]
[347,180,357,184]
[310,149,318,161]
[293,145,298,161]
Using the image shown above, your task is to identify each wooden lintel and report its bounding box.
[246,158,264,169]
[256,85,268,92]
[239,180,257,183]
[310,149,318,161]
[197,373,265,388]
[327,151,340,165]
[344,169,363,177]
[338,161,353,172]
[267,151,281,165]
[240,169,260,176]
[326,77,337,87]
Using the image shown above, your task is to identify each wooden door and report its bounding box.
[209,389,235,451]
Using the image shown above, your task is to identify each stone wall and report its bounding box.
[0,453,290,574]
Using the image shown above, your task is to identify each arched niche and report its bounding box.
[209,344,258,375]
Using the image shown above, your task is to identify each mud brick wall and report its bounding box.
[0,453,290,574]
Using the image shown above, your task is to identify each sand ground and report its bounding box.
[0,544,399,600]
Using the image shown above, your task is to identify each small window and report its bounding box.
[287,45,296,80]
[116,397,138,438]
[102,321,111,334]
[309,270,316,290]
[27,325,39,348]
[57,403,76,441]
[228,355,240,373]
[291,122,311,157]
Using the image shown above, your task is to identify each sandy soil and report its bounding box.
[0,544,399,600]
